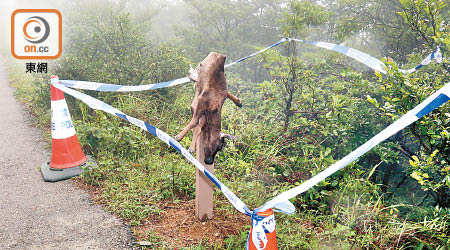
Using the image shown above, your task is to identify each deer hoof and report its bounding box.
[175,135,181,141]
[188,147,195,154]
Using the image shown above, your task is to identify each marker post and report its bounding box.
[195,132,214,221]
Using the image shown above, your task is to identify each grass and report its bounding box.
[6,58,450,249]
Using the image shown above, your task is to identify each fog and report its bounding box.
[0,0,189,58]
[1,1,446,249]
[0,0,64,54]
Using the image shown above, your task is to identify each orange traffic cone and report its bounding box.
[246,209,278,250]
[40,75,95,182]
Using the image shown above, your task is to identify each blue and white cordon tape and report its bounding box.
[223,38,286,69]
[257,81,450,213]
[51,76,298,216]
[58,38,442,92]
[51,77,255,215]
[54,73,450,245]
[54,37,447,214]
[288,38,442,74]
[59,77,192,92]
[57,39,287,92]
[53,72,450,215]
[54,37,447,248]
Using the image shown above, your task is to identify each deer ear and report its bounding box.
[189,65,198,82]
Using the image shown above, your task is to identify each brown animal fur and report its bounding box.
[175,52,241,164]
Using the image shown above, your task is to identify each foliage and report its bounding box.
[366,0,450,208]
[6,0,450,249]
[280,0,330,39]
[177,0,290,82]
[371,62,450,207]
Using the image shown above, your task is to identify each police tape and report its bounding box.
[53,72,450,223]
[224,38,287,69]
[58,38,442,92]
[53,74,298,250]
[59,77,192,92]
[250,80,450,248]
[52,77,450,249]
[401,47,442,74]
[247,209,277,250]
[257,81,450,213]
[52,37,445,249]
[57,38,288,92]
[50,76,251,216]
[288,38,442,74]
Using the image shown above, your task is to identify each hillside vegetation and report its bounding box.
[7,0,450,249]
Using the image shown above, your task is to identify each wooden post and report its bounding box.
[195,132,214,221]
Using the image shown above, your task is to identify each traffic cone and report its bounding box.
[246,209,278,250]
[40,75,95,182]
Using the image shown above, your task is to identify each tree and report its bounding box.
[56,0,189,86]
[371,0,450,207]
[177,0,289,82]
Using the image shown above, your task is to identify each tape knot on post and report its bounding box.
[247,209,278,250]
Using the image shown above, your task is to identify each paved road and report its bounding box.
[0,58,135,249]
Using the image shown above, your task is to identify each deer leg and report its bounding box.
[176,99,204,141]
[189,116,205,154]
[227,92,242,108]
[176,120,197,141]
[189,126,199,154]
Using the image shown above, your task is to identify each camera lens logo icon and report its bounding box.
[12,9,62,59]
[23,16,50,44]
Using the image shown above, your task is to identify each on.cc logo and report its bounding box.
[11,9,62,59]
[23,16,50,44]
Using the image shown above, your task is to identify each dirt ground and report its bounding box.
[75,178,250,249]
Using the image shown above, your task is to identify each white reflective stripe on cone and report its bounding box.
[51,99,76,139]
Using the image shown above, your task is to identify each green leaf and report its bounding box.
[409,160,418,167]
[410,171,421,181]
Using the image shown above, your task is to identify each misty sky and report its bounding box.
[0,0,186,54]
[0,0,63,52]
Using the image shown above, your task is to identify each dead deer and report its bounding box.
[175,52,241,164]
